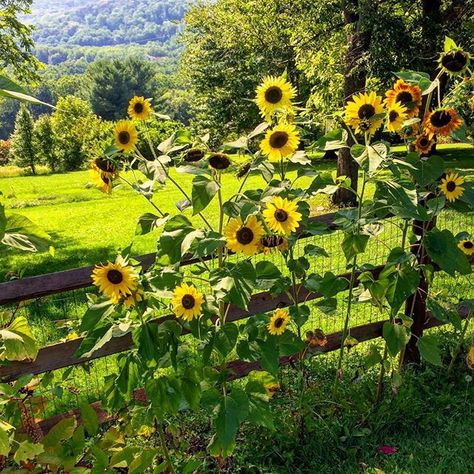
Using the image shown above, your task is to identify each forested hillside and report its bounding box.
[29,0,186,47]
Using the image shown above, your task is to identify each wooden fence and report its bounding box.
[0,212,469,434]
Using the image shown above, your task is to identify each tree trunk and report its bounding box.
[333,0,370,207]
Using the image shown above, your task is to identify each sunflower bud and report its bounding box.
[208,153,231,170]
[184,148,205,162]
[236,161,251,178]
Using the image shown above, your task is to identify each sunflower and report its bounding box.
[224,215,264,256]
[399,122,420,140]
[414,134,435,156]
[184,148,205,163]
[123,288,144,309]
[386,102,408,133]
[343,336,359,348]
[256,75,296,119]
[259,234,289,254]
[208,153,231,170]
[128,96,153,121]
[267,309,290,336]
[260,122,300,161]
[439,172,465,202]
[439,49,471,76]
[262,196,302,236]
[344,91,385,135]
[236,161,251,178]
[171,283,204,321]
[385,79,422,118]
[92,260,139,304]
[114,120,138,153]
[423,108,462,138]
[90,158,119,194]
[458,239,474,256]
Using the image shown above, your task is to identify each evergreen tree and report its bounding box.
[34,114,56,172]
[11,105,38,174]
[88,58,158,120]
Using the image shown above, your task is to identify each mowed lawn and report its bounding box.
[0,144,473,280]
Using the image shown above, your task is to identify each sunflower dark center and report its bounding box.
[463,241,474,249]
[274,317,284,328]
[107,269,123,284]
[358,104,375,120]
[274,209,288,222]
[185,149,205,162]
[134,102,144,113]
[209,153,231,170]
[181,294,195,309]
[265,86,283,104]
[118,131,130,145]
[430,110,452,128]
[269,131,289,149]
[396,91,414,106]
[389,110,399,122]
[446,181,457,192]
[419,137,429,147]
[95,158,116,173]
[441,51,468,72]
[261,235,284,248]
[236,226,254,245]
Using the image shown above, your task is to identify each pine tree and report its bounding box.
[11,105,38,175]
[34,114,57,172]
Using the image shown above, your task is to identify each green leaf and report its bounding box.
[210,260,256,310]
[427,299,462,331]
[304,244,329,257]
[304,272,348,297]
[0,316,38,361]
[383,322,409,357]
[42,417,77,448]
[214,323,239,357]
[80,404,99,436]
[157,215,194,264]
[79,300,115,332]
[135,213,169,235]
[424,229,471,276]
[341,233,370,261]
[256,261,282,281]
[382,264,420,315]
[129,449,159,474]
[209,389,249,458]
[257,337,279,376]
[444,36,457,52]
[313,128,347,151]
[0,75,53,108]
[2,213,51,252]
[191,175,219,215]
[417,334,442,366]
[405,153,444,187]
[13,441,44,464]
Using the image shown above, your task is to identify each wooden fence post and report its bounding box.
[404,215,435,364]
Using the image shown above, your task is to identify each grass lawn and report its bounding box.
[1,144,473,281]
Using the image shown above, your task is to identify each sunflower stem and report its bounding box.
[448,314,471,376]
[155,420,176,474]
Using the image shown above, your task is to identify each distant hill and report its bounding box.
[29,0,188,47]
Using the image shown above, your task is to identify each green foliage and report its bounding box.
[0,0,41,82]
[11,105,37,174]
[88,58,159,121]
[34,114,56,172]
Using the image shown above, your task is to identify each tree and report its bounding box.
[87,58,158,120]
[0,139,11,166]
[11,104,37,174]
[51,96,110,171]
[34,114,56,172]
[0,0,41,82]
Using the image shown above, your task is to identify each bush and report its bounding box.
[0,139,11,166]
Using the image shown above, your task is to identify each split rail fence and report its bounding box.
[0,210,472,434]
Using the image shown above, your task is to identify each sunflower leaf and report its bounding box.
[191,175,219,215]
